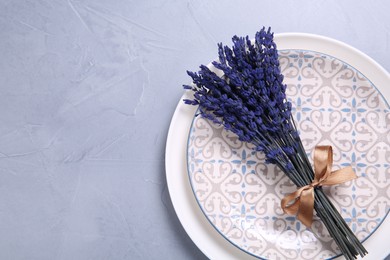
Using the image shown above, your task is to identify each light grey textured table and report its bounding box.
[0,0,389,259]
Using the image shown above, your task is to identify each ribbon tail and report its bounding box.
[297,189,315,228]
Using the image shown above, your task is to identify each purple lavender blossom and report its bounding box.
[183,27,367,260]
[184,27,299,178]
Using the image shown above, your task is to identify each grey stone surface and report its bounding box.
[0,0,389,259]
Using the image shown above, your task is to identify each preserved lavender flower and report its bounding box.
[183,27,367,260]
[184,28,298,168]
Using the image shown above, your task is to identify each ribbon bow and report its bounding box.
[281,145,357,228]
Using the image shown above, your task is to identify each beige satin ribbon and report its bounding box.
[281,145,357,228]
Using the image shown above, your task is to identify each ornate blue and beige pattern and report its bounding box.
[187,50,390,260]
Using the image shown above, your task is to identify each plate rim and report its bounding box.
[165,32,390,260]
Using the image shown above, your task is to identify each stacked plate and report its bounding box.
[166,34,390,260]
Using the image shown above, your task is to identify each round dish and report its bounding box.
[165,33,390,260]
[187,48,390,259]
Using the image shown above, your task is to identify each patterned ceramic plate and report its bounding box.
[187,49,390,259]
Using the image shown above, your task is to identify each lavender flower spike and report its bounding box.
[185,27,296,164]
[183,27,367,260]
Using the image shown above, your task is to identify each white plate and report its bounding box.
[165,33,390,260]
[187,48,390,259]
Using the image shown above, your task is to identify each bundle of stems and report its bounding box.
[183,27,367,259]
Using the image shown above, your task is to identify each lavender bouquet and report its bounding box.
[183,28,367,259]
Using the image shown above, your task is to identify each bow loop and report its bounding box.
[314,145,333,182]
